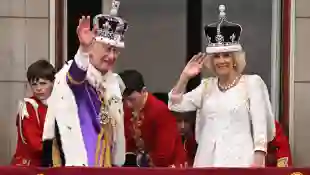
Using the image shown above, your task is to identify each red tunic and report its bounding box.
[183,134,197,167]
[266,121,292,167]
[124,93,187,167]
[11,96,47,166]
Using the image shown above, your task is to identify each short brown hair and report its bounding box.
[118,70,145,96]
[27,59,56,83]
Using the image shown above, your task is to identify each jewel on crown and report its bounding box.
[102,20,111,31]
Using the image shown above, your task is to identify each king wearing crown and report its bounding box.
[41,1,128,167]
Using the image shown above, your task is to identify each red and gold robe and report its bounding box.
[266,121,292,167]
[11,96,47,166]
[124,93,187,167]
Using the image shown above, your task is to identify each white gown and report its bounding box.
[168,75,275,167]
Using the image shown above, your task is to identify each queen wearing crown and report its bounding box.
[168,5,275,167]
[41,1,128,167]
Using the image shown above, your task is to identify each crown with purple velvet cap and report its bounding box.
[93,0,128,48]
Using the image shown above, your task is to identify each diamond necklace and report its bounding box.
[218,75,242,91]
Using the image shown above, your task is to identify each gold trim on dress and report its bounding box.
[66,72,85,85]
[94,94,113,167]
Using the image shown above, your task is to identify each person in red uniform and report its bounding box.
[11,60,56,166]
[171,111,197,167]
[266,121,292,167]
[119,70,186,167]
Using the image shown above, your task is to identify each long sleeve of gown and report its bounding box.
[248,75,275,153]
[107,92,126,167]
[168,79,208,112]
[66,49,89,86]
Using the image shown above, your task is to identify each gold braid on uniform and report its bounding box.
[130,92,154,167]
[277,157,289,167]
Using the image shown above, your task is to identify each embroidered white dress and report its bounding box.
[168,75,275,167]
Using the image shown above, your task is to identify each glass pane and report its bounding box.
[116,0,187,93]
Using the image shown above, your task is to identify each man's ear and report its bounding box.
[141,87,147,94]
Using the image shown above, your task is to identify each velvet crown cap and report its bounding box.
[93,0,128,48]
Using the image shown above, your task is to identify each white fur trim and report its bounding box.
[74,49,89,71]
[95,36,124,48]
[43,104,56,139]
[23,98,39,123]
[43,57,126,166]
[113,73,126,94]
[44,61,88,166]
[206,44,242,54]
[86,66,125,166]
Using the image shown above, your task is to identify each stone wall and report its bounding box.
[0,0,50,164]
[292,0,310,167]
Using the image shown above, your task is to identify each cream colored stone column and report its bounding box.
[291,0,310,167]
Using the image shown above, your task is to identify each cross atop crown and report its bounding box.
[92,0,128,48]
[110,0,120,16]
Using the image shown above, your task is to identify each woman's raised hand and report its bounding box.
[181,52,206,80]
